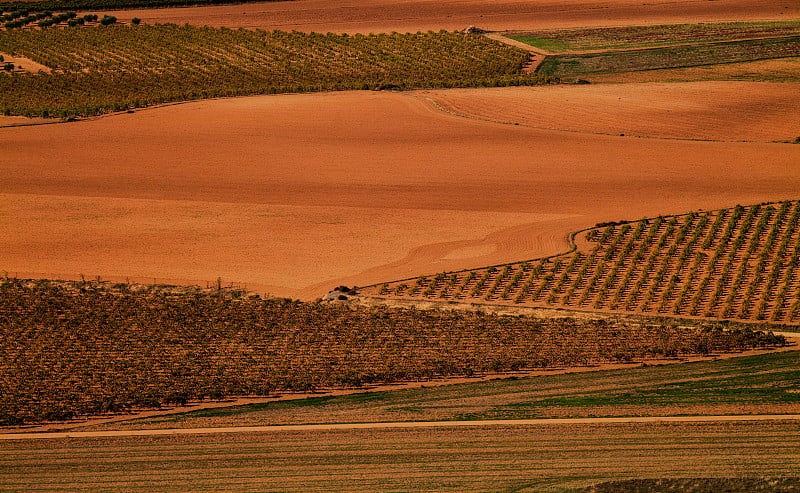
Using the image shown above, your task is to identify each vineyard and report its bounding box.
[365,200,800,324]
[0,24,553,117]
[0,278,784,425]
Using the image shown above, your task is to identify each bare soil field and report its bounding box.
[420,82,800,142]
[2,87,799,299]
[97,0,800,34]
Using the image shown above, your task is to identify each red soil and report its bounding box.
[1,87,799,299]
[421,82,800,142]
[101,0,800,34]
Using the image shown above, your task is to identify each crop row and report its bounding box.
[510,20,800,52]
[537,36,800,76]
[368,200,800,324]
[0,24,556,117]
[0,278,784,425]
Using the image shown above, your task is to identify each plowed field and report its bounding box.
[421,82,800,142]
[2,86,799,299]
[96,0,800,34]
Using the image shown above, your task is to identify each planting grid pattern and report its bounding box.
[367,201,800,324]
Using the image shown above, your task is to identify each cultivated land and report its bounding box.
[3,86,800,299]
[86,0,800,34]
[3,1,800,489]
[2,421,800,491]
[3,277,785,425]
[365,200,800,324]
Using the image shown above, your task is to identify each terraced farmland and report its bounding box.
[365,200,800,324]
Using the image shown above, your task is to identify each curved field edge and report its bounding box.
[361,199,800,325]
[0,278,786,426]
[0,25,555,118]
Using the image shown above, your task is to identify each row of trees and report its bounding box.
[0,278,784,425]
[375,200,800,324]
[0,24,556,117]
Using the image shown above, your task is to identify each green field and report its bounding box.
[509,21,800,51]
[3,422,800,491]
[0,24,551,118]
[536,36,800,77]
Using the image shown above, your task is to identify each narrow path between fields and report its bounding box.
[4,414,800,440]
[483,32,549,72]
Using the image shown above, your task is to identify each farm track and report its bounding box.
[5,414,800,440]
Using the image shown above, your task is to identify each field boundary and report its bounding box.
[5,414,800,440]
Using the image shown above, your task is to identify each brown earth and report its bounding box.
[2,87,799,299]
[419,82,800,142]
[98,0,800,34]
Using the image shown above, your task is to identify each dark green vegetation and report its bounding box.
[0,0,284,15]
[0,278,784,425]
[582,478,800,493]
[0,24,552,118]
[536,36,800,77]
[92,349,800,430]
[3,422,800,491]
[509,20,800,51]
[369,200,800,324]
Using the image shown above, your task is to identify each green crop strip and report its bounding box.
[536,36,800,76]
[509,20,800,52]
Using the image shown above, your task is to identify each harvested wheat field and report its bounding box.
[2,86,800,299]
[100,0,800,34]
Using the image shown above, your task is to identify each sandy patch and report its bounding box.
[0,53,51,74]
[97,0,800,34]
[0,115,53,128]
[1,89,799,299]
[419,82,800,142]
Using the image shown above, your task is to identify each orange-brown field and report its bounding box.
[99,0,800,34]
[2,85,799,299]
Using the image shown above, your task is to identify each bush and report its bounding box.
[99,14,115,25]
[131,17,140,25]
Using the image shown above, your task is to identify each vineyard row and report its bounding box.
[366,200,800,325]
[0,24,556,117]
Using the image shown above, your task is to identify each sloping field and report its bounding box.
[2,87,800,298]
[366,200,800,324]
[2,422,800,491]
[95,0,800,34]
[420,82,800,142]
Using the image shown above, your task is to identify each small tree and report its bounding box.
[131,17,141,25]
